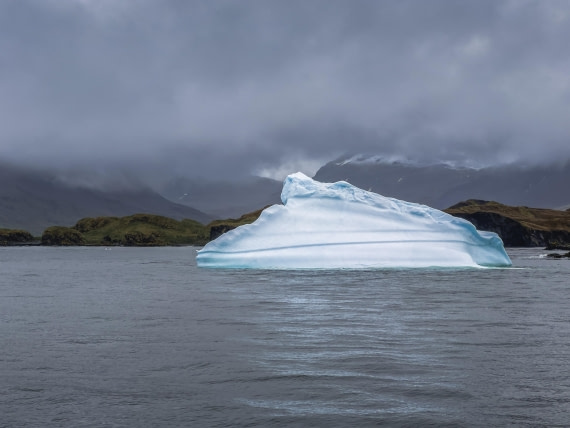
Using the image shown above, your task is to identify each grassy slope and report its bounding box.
[444,200,570,232]
[0,228,35,245]
[75,214,209,246]
[47,207,269,246]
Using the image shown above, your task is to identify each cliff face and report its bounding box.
[445,200,570,247]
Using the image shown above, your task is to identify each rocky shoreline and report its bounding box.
[546,252,570,259]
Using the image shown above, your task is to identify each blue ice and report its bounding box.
[196,172,512,269]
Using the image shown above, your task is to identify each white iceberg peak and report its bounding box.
[197,173,512,269]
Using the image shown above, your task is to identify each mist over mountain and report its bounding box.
[314,155,570,210]
[159,176,282,219]
[0,163,212,235]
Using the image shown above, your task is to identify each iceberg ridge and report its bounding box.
[196,172,512,269]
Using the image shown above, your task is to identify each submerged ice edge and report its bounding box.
[195,259,506,271]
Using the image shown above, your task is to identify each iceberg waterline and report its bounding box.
[196,173,512,269]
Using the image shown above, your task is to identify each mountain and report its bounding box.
[0,163,212,235]
[314,156,570,210]
[159,175,282,219]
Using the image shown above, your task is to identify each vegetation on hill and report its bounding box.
[39,210,266,246]
[0,228,35,245]
[445,200,570,247]
[42,226,86,246]
[73,214,209,246]
[17,212,252,246]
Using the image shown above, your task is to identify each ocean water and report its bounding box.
[1,247,569,427]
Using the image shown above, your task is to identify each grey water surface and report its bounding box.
[1,247,569,427]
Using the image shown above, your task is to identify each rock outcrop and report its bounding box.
[445,200,570,247]
[546,252,570,259]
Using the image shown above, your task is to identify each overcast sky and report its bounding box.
[1,0,570,180]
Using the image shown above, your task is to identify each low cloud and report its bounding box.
[1,0,569,180]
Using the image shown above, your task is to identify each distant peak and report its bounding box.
[332,154,485,169]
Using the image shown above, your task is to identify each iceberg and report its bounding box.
[196,172,512,269]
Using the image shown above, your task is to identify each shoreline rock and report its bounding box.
[546,252,570,259]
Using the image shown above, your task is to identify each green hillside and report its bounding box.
[37,214,210,246]
[445,200,570,231]
[72,214,209,246]
[0,228,35,245]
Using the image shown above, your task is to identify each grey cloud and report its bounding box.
[1,0,569,180]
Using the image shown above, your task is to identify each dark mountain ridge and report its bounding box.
[314,157,570,210]
[0,163,212,235]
